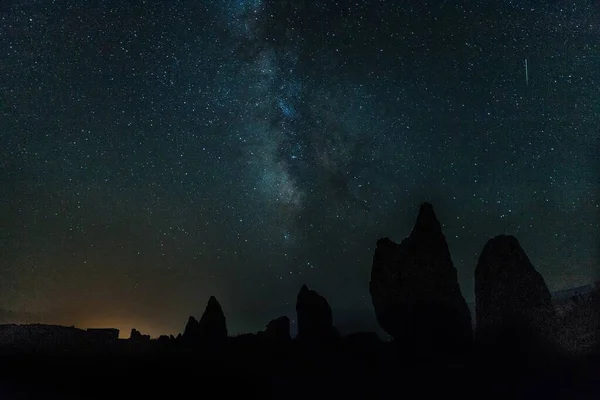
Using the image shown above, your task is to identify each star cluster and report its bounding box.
[1,0,598,337]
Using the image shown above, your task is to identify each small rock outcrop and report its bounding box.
[474,235,556,349]
[157,335,171,345]
[296,285,337,341]
[259,316,291,341]
[369,202,472,354]
[182,316,199,342]
[129,328,150,341]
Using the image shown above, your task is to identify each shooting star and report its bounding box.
[525,58,529,86]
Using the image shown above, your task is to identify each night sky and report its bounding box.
[1,0,599,338]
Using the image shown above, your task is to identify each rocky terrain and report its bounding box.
[0,202,597,399]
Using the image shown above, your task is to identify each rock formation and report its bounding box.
[474,235,556,348]
[157,335,171,344]
[181,296,228,344]
[259,316,291,341]
[296,285,337,341]
[369,202,472,353]
[182,316,199,342]
[129,328,150,341]
[198,296,228,341]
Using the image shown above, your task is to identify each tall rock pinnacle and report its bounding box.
[475,235,555,347]
[198,296,228,341]
[369,202,472,354]
[296,285,336,341]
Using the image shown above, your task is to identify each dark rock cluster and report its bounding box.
[0,201,597,399]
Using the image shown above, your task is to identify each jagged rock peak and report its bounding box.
[297,285,330,311]
[296,285,334,340]
[369,202,472,353]
[412,201,442,234]
[183,316,198,332]
[129,328,150,341]
[182,316,199,341]
[205,296,222,312]
[198,295,228,340]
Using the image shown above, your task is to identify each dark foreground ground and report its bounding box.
[0,338,599,400]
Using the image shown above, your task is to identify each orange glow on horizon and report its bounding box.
[75,317,175,339]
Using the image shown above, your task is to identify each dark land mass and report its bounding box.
[0,325,598,400]
[0,203,598,399]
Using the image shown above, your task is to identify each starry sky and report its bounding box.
[1,0,599,338]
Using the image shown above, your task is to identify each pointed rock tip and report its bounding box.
[413,201,441,232]
[420,201,434,210]
[206,296,222,310]
[418,202,436,218]
[300,284,309,292]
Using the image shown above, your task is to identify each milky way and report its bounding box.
[1,0,598,337]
